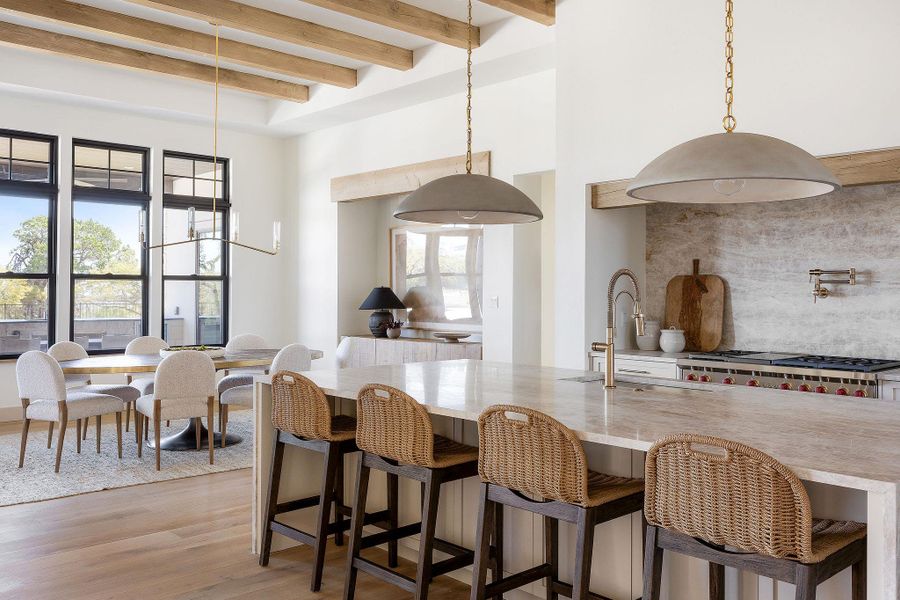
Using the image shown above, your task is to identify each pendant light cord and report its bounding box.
[465,0,473,174]
[723,0,736,132]
[212,23,220,237]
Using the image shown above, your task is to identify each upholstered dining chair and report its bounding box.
[124,336,169,436]
[223,333,269,376]
[135,350,217,470]
[16,351,125,473]
[218,344,312,447]
[48,341,140,442]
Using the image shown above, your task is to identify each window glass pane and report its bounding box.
[163,208,223,276]
[0,195,51,274]
[73,279,142,351]
[74,166,109,188]
[194,178,224,199]
[194,160,223,180]
[164,174,193,196]
[11,160,50,183]
[0,160,8,180]
[164,156,193,177]
[73,201,143,275]
[12,139,50,163]
[74,146,108,169]
[163,280,223,346]
[0,137,9,158]
[0,278,49,354]
[109,170,143,191]
[110,150,142,172]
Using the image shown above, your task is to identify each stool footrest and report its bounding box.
[431,551,475,577]
[361,522,422,549]
[484,564,551,598]
[270,520,316,547]
[551,579,616,600]
[274,495,321,515]
[432,537,471,557]
[353,557,416,592]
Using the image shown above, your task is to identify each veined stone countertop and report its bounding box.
[273,359,900,490]
[586,349,688,362]
[879,368,900,382]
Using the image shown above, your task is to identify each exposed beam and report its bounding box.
[299,0,479,49]
[590,147,900,209]
[0,20,309,101]
[331,152,491,202]
[127,0,413,70]
[479,0,554,26]
[0,0,356,88]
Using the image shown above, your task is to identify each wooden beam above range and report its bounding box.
[0,20,309,102]
[126,0,413,70]
[591,147,900,209]
[0,0,357,88]
[300,0,480,49]
[479,0,555,26]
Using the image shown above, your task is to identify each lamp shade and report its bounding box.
[359,287,405,310]
[626,132,841,204]
[393,174,543,224]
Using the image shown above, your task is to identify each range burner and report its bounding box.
[771,355,900,373]
[687,351,803,364]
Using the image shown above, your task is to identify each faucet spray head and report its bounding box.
[632,302,646,336]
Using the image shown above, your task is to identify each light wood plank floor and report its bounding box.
[0,468,470,599]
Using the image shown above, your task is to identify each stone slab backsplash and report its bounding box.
[644,183,900,358]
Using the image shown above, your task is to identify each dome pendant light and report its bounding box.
[393,1,542,224]
[626,0,840,204]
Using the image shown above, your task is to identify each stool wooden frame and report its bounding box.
[259,372,399,592]
[343,384,501,600]
[471,405,644,600]
[642,434,866,600]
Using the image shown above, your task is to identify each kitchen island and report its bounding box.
[251,360,900,599]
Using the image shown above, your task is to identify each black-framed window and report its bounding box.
[161,151,229,347]
[71,140,149,353]
[0,130,57,358]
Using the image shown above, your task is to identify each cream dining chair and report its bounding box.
[135,350,217,470]
[16,351,125,472]
[218,344,312,447]
[223,333,269,376]
[124,336,169,436]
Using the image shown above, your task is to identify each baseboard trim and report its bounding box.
[0,406,21,422]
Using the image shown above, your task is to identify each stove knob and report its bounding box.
[798,383,812,392]
[814,384,829,394]
[779,382,793,390]
[686,373,697,381]
[853,389,868,398]
[835,387,849,396]
[699,374,711,383]
[722,376,735,385]
[746,379,760,387]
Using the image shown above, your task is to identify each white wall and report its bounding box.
[287,69,555,367]
[0,93,290,417]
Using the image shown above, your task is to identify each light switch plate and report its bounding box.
[490,296,499,308]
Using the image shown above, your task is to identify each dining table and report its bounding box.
[58,348,324,450]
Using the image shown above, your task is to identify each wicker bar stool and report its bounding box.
[259,371,398,592]
[643,434,866,600]
[471,405,644,600]
[344,384,500,600]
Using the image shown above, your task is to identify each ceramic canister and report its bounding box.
[659,327,686,353]
[636,320,661,351]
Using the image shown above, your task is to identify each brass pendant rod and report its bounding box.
[723,0,736,132]
[465,0,473,174]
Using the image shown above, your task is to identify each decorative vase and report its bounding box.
[636,320,661,351]
[386,327,402,339]
[368,310,392,337]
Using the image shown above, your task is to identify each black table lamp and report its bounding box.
[359,287,406,337]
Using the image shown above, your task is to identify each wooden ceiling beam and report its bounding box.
[299,0,479,49]
[0,0,356,88]
[479,0,554,26]
[127,0,413,70]
[0,20,309,102]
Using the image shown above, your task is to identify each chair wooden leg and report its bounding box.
[852,553,866,600]
[221,405,228,448]
[76,419,82,454]
[343,454,371,600]
[54,416,67,473]
[95,415,101,454]
[207,398,214,464]
[259,436,285,567]
[136,412,143,458]
[794,563,817,599]
[47,421,53,449]
[125,402,131,432]
[709,562,725,600]
[642,525,664,600]
[545,515,559,600]
[166,420,170,427]
[414,468,443,600]
[492,501,504,588]
[194,417,201,450]
[154,404,161,471]
[83,415,88,441]
[144,416,149,441]
[387,472,399,567]
[115,412,123,459]
[571,508,595,600]
[18,418,30,468]
[311,442,340,592]
[334,453,345,546]
[470,482,495,600]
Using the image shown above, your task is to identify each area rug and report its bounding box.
[0,411,253,506]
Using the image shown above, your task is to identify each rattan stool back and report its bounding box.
[271,371,334,440]
[356,383,436,467]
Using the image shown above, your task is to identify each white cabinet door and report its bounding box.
[880,381,900,400]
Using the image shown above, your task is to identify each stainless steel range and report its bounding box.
[677,351,900,398]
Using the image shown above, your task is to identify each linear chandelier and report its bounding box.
[141,24,280,255]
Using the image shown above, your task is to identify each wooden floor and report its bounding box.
[0,468,471,599]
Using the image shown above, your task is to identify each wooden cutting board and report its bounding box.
[664,259,725,352]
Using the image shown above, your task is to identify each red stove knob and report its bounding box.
[779,382,793,390]
[746,379,760,387]
[815,384,829,394]
[798,383,812,392]
[835,387,849,396]
[853,389,868,398]
[699,374,711,383]
[722,376,735,385]
[686,373,697,381]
